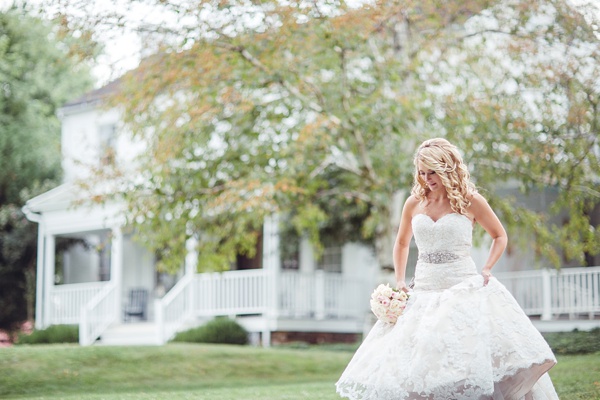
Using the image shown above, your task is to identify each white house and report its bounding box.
[23,82,600,346]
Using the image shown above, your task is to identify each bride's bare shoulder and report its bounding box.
[466,192,494,221]
[468,192,490,207]
[405,195,421,207]
[403,195,421,216]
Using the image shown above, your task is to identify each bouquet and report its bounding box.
[370,283,409,324]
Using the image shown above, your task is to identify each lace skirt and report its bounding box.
[335,259,559,400]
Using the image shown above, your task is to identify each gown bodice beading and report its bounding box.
[412,213,479,291]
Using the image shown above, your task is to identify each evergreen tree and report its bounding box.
[0,5,94,333]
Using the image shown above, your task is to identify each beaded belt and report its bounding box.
[419,251,462,264]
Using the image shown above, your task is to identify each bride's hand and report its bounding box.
[396,280,409,292]
[482,268,492,286]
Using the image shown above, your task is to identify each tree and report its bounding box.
[436,0,600,266]
[51,0,600,273]
[0,5,94,333]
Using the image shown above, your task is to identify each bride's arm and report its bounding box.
[469,193,508,285]
[393,196,418,291]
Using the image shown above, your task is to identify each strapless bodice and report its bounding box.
[412,213,473,263]
[411,213,477,291]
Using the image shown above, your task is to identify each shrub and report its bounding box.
[543,328,600,355]
[15,325,78,345]
[171,318,248,345]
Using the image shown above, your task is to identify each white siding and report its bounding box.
[61,106,146,183]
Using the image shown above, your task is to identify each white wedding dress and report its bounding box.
[336,213,559,400]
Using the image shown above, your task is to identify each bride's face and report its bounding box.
[418,162,444,192]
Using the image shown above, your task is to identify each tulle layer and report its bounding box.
[335,275,559,400]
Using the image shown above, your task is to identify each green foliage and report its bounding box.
[15,324,79,345]
[0,203,36,332]
[0,6,94,332]
[0,7,94,204]
[171,318,248,345]
[440,0,600,267]
[543,328,600,355]
[56,0,600,271]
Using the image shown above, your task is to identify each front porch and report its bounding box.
[495,266,600,321]
[47,268,370,346]
[42,265,600,346]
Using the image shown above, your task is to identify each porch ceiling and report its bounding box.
[56,228,111,239]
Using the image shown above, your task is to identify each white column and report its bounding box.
[541,268,552,321]
[43,234,55,328]
[34,224,46,329]
[299,236,315,274]
[111,227,123,321]
[298,237,316,320]
[262,214,281,347]
[185,237,198,275]
[155,298,164,344]
[185,237,198,321]
[262,329,271,348]
[315,269,326,320]
[263,214,282,271]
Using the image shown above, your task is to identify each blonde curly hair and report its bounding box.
[411,138,477,215]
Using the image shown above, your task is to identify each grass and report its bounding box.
[547,353,600,400]
[0,344,349,399]
[0,344,598,400]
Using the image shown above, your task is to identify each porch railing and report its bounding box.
[278,270,367,319]
[189,269,368,319]
[50,281,111,325]
[155,273,195,343]
[193,269,269,316]
[153,269,368,344]
[495,266,600,320]
[79,282,118,346]
[49,265,600,346]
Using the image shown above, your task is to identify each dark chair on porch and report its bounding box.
[123,288,148,322]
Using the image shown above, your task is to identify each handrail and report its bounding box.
[156,273,194,344]
[49,282,109,325]
[79,282,118,346]
[162,272,193,305]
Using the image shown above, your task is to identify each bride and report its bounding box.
[336,138,559,399]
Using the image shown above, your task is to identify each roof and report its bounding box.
[22,183,79,214]
[64,79,122,108]
[58,52,163,117]
[58,79,122,116]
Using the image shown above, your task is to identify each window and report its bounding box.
[235,231,263,270]
[317,246,342,273]
[98,124,117,166]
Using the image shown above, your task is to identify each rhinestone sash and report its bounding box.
[419,251,463,264]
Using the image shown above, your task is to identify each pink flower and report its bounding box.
[0,331,12,347]
[369,284,410,324]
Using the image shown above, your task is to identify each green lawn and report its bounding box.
[0,344,598,399]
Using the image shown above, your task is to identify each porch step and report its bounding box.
[97,323,162,346]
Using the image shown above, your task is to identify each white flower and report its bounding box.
[389,299,402,312]
[369,283,410,324]
[380,285,393,298]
